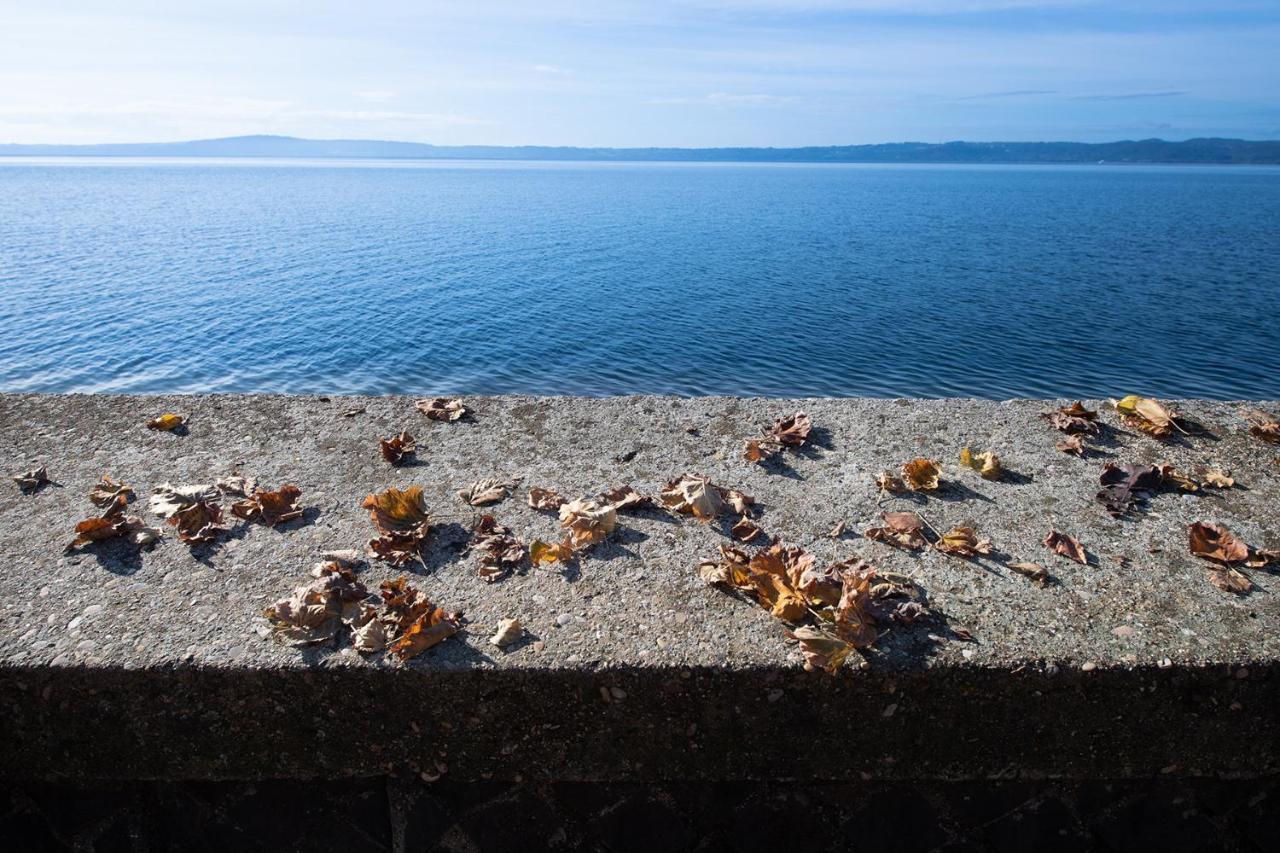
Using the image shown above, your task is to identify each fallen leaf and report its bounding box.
[146,413,186,431]
[1245,549,1279,569]
[1055,435,1086,456]
[865,511,928,550]
[874,470,907,493]
[697,544,750,588]
[342,405,367,417]
[148,483,220,518]
[827,519,846,538]
[1114,395,1183,439]
[834,565,880,649]
[231,484,304,526]
[1207,567,1254,595]
[89,475,136,507]
[387,604,463,660]
[12,465,49,493]
[148,483,223,544]
[458,478,511,507]
[527,487,566,511]
[1007,562,1049,584]
[416,397,467,422]
[599,485,651,511]
[67,494,161,551]
[744,411,812,463]
[467,515,527,581]
[659,473,725,521]
[1243,409,1280,445]
[744,437,784,463]
[742,543,810,621]
[1043,530,1088,564]
[787,626,853,675]
[1040,401,1100,435]
[1158,464,1201,493]
[380,576,463,660]
[1197,468,1234,489]
[1096,463,1164,517]
[731,515,764,542]
[1188,521,1248,564]
[489,618,523,648]
[958,448,1002,480]
[215,475,257,497]
[531,537,575,566]
[379,431,416,465]
[559,498,617,549]
[362,486,431,566]
[263,563,370,647]
[934,526,993,557]
[901,458,941,491]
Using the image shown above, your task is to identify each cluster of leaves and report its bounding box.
[862,510,992,558]
[1187,521,1279,594]
[1113,395,1186,439]
[1095,462,1228,517]
[743,411,812,464]
[264,559,461,660]
[416,398,467,422]
[876,458,941,494]
[1041,401,1099,455]
[467,515,527,582]
[698,543,926,674]
[66,476,160,551]
[363,486,432,567]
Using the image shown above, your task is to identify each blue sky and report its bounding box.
[1,1,1277,146]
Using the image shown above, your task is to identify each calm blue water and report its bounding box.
[2,158,1278,399]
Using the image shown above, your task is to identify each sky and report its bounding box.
[0,1,1277,147]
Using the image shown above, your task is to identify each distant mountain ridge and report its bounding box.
[2,134,1279,164]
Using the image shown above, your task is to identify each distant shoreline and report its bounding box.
[3,134,1279,165]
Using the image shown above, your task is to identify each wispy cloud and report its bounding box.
[954,89,1057,100]
[649,92,792,106]
[1070,90,1189,101]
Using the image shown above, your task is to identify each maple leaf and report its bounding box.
[1055,435,1086,456]
[598,485,651,511]
[559,498,617,549]
[743,411,812,463]
[833,565,879,649]
[1113,395,1183,439]
[934,526,993,557]
[362,486,431,566]
[788,626,853,675]
[531,537,575,565]
[416,398,467,422]
[457,478,511,507]
[742,544,810,621]
[659,473,725,520]
[231,484,304,526]
[467,514,527,581]
[379,431,416,465]
[67,494,161,551]
[1187,521,1248,564]
[1243,409,1280,445]
[900,458,941,491]
[864,511,929,550]
[958,448,1002,480]
[145,413,186,432]
[1040,402,1099,435]
[1043,530,1088,564]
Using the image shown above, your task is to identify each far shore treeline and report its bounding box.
[3,135,1280,165]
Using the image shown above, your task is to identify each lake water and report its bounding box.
[2,158,1278,399]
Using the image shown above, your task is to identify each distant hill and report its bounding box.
[2,134,1279,164]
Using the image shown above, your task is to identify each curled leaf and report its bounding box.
[264,563,370,647]
[215,475,257,497]
[934,526,992,558]
[12,465,49,493]
[1040,402,1099,435]
[380,576,464,660]
[1007,562,1049,585]
[231,484,304,526]
[148,483,223,544]
[531,537,575,566]
[1055,435,1086,456]
[528,487,567,511]
[900,458,941,491]
[788,627,853,675]
[458,478,511,507]
[145,413,186,432]
[1114,395,1182,439]
[468,515,527,581]
[1043,530,1088,565]
[379,431,416,465]
[659,473,724,521]
[874,470,907,493]
[416,397,467,422]
[1207,567,1254,595]
[148,483,220,518]
[1096,463,1164,517]
[489,618,523,648]
[743,412,812,463]
[731,515,764,543]
[1188,521,1248,564]
[958,448,1002,481]
[599,485,652,512]
[1243,409,1280,445]
[67,494,161,551]
[865,511,928,550]
[1197,468,1234,489]
[834,565,879,649]
[362,486,431,566]
[558,498,617,549]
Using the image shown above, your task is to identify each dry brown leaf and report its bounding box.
[1188,521,1248,564]
[1245,549,1279,569]
[530,537,575,565]
[468,515,527,581]
[145,413,186,431]
[827,519,846,538]
[744,437,784,463]
[1197,468,1234,489]
[147,483,224,544]
[11,465,49,493]
[901,458,941,491]
[416,397,467,422]
[263,563,370,647]
[362,486,431,566]
[730,515,764,543]
[744,411,812,463]
[659,473,725,521]
[1207,567,1254,595]
[379,431,416,465]
[787,626,853,675]
[742,544,809,621]
[527,487,566,511]
[1055,435,1086,456]
[231,484,304,526]
[67,494,161,551]
[958,448,1002,480]
[88,475,133,507]
[599,484,652,511]
[865,511,928,550]
[489,618,523,648]
[148,483,219,518]
[559,498,617,549]
[834,565,879,649]
[1007,561,1049,584]
[935,526,993,557]
[380,577,463,660]
[1114,395,1182,439]
[874,470,907,493]
[1043,530,1088,564]
[457,478,510,507]
[1040,402,1100,435]
[1096,463,1164,517]
[697,544,750,587]
[1243,409,1280,445]
[215,475,257,497]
